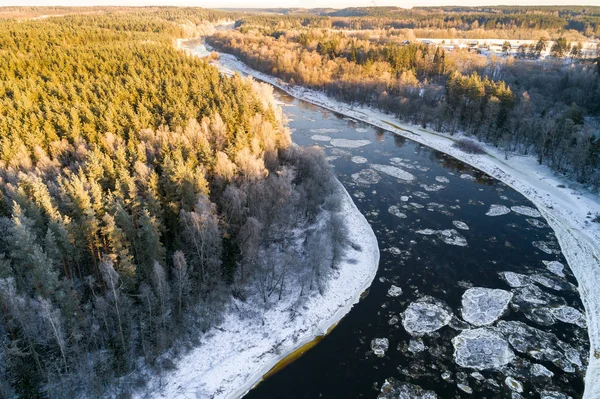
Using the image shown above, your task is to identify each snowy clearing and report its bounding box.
[191,46,600,398]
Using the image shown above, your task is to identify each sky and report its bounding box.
[3,0,600,9]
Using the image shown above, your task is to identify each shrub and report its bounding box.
[452,138,486,154]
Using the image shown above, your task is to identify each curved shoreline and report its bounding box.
[201,49,600,398]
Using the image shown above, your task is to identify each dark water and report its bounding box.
[241,90,589,399]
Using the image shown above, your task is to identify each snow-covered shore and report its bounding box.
[137,180,379,398]
[201,49,600,398]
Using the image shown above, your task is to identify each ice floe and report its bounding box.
[420,184,445,192]
[377,379,438,399]
[310,134,332,142]
[461,287,513,326]
[540,391,570,399]
[402,297,453,336]
[435,176,450,183]
[371,164,416,181]
[511,206,542,218]
[355,127,368,133]
[351,169,380,185]
[531,363,554,378]
[486,204,511,216]
[505,376,524,393]
[532,241,560,255]
[310,128,340,134]
[542,261,565,277]
[371,338,389,357]
[387,285,403,297]
[330,138,371,148]
[408,338,426,353]
[457,383,473,394]
[460,173,476,181]
[526,218,547,228]
[416,228,467,246]
[452,221,469,230]
[351,156,368,164]
[400,196,409,202]
[551,306,586,328]
[388,206,407,219]
[499,271,532,288]
[452,328,515,370]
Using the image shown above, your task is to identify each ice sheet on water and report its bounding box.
[532,241,560,255]
[551,306,586,328]
[452,328,515,370]
[511,284,565,308]
[351,156,368,164]
[387,285,403,297]
[402,297,453,336]
[540,391,570,399]
[453,221,469,230]
[330,138,371,148]
[511,205,542,218]
[331,148,352,157]
[413,191,429,199]
[351,169,380,185]
[400,196,409,202]
[530,274,571,291]
[388,206,407,219]
[371,164,416,181]
[355,127,368,133]
[310,134,332,142]
[486,204,511,216]
[416,229,437,236]
[435,176,450,183]
[542,260,565,277]
[410,202,425,209]
[460,173,476,181]
[371,338,389,357]
[420,184,445,192]
[310,128,340,134]
[325,156,338,162]
[496,320,583,373]
[461,287,513,326]
[499,271,532,288]
[408,338,426,353]
[505,377,524,393]
[377,379,438,399]
[531,363,554,378]
[416,228,467,246]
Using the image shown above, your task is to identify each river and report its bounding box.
[191,43,589,399]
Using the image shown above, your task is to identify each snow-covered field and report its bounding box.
[195,47,600,398]
[136,179,380,398]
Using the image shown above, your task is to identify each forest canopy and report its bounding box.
[0,10,346,398]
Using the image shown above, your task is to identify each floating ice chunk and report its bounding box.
[452,328,515,370]
[486,205,510,216]
[526,218,547,228]
[371,338,389,357]
[532,241,559,255]
[438,229,468,247]
[511,205,541,218]
[410,202,425,209]
[310,134,332,142]
[441,371,452,382]
[377,379,438,399]
[402,297,452,336]
[413,191,429,199]
[387,285,403,297]
[496,320,583,373]
[389,315,399,325]
[499,271,532,288]
[353,191,365,199]
[330,138,371,148]
[530,274,564,291]
[351,156,368,164]
[386,247,401,255]
[371,164,416,181]
[540,391,570,399]
[551,306,586,328]
[408,338,426,353]
[355,127,368,133]
[460,174,476,181]
[542,261,565,277]
[461,287,513,326]
[400,196,409,202]
[325,156,338,162]
[470,372,484,381]
[331,148,352,157]
[531,363,554,378]
[457,384,473,394]
[452,221,469,230]
[420,184,445,192]
[523,306,555,326]
[505,377,524,393]
[310,128,340,134]
[416,229,437,236]
[435,176,450,183]
[511,284,565,309]
[388,206,407,219]
[352,169,380,185]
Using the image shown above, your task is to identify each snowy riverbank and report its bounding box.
[200,48,600,398]
[137,180,380,398]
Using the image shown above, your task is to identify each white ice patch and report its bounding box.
[551,306,586,328]
[420,184,445,192]
[355,127,368,133]
[435,176,450,183]
[408,338,426,353]
[377,380,438,399]
[461,287,513,326]
[416,229,437,236]
[351,169,380,185]
[310,128,340,134]
[330,138,371,148]
[371,164,416,182]
[310,135,332,142]
[351,156,368,164]
[532,241,559,255]
[416,229,467,246]
[499,271,532,288]
[530,274,563,291]
[387,285,403,297]
[505,376,524,393]
[402,299,453,336]
[460,174,476,181]
[400,196,409,202]
[486,204,510,216]
[371,338,389,357]
[388,206,407,219]
[452,221,469,230]
[531,363,554,378]
[511,205,542,218]
[542,260,565,277]
[452,328,515,370]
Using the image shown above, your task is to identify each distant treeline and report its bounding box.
[0,12,345,398]
[209,26,600,188]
